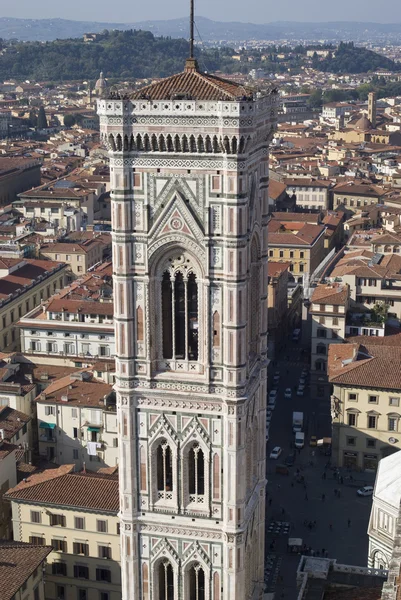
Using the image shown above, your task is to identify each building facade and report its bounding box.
[6,466,121,600]
[98,57,278,600]
[329,342,401,471]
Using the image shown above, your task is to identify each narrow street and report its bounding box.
[264,338,375,599]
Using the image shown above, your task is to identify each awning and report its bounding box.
[87,426,100,432]
[39,422,56,430]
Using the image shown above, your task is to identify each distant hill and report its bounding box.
[1,16,401,43]
[0,29,398,83]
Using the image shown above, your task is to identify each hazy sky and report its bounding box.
[4,0,401,23]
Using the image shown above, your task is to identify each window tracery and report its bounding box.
[160,253,199,362]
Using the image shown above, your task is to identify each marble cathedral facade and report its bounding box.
[98,57,278,600]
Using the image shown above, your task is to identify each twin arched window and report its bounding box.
[154,439,206,506]
[162,270,198,361]
[157,561,205,600]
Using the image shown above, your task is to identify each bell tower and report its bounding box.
[98,30,278,599]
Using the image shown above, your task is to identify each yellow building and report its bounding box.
[0,540,52,600]
[6,464,121,600]
[268,219,326,282]
[0,258,67,352]
[332,182,387,213]
[328,341,401,471]
[40,240,103,280]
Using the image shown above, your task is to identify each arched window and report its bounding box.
[161,269,198,362]
[188,444,205,501]
[156,440,173,496]
[158,561,174,600]
[188,564,205,600]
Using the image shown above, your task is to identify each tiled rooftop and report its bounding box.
[5,466,119,512]
[0,541,52,600]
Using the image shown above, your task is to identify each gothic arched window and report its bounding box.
[156,440,173,494]
[188,444,205,500]
[188,564,205,600]
[158,561,174,600]
[161,269,198,362]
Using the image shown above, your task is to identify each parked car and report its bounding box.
[273,371,280,384]
[309,435,317,447]
[270,446,282,460]
[265,430,270,442]
[296,387,304,397]
[268,399,276,410]
[284,388,292,399]
[269,390,278,401]
[357,486,374,497]
[266,412,272,424]
[284,453,295,466]
[275,464,289,475]
[299,377,306,386]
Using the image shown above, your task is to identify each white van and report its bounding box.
[295,431,305,449]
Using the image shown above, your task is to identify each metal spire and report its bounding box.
[190,0,194,59]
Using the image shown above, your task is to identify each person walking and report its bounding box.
[305,493,308,501]
[348,518,351,527]
[329,523,333,531]
[321,493,325,502]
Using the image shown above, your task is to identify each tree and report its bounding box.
[371,302,389,324]
[308,89,323,108]
[63,114,76,128]
[37,105,47,129]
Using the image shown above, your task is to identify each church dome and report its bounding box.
[354,115,372,131]
[95,72,107,90]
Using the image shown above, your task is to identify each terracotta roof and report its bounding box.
[328,343,401,390]
[311,283,349,305]
[268,261,290,277]
[5,466,119,512]
[271,212,321,224]
[268,221,325,246]
[46,298,114,315]
[36,372,113,407]
[333,182,386,197]
[284,178,331,188]
[0,259,65,301]
[130,61,255,101]
[0,541,52,600]
[269,179,287,200]
[0,406,30,441]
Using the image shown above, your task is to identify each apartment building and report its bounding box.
[268,218,326,282]
[309,283,349,397]
[19,296,114,361]
[0,440,18,539]
[35,370,117,469]
[367,452,401,569]
[329,340,401,471]
[40,240,104,279]
[330,251,401,320]
[332,182,387,213]
[18,181,96,224]
[284,177,332,211]
[267,261,290,358]
[0,258,67,352]
[20,201,86,232]
[0,540,52,600]
[6,465,121,600]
